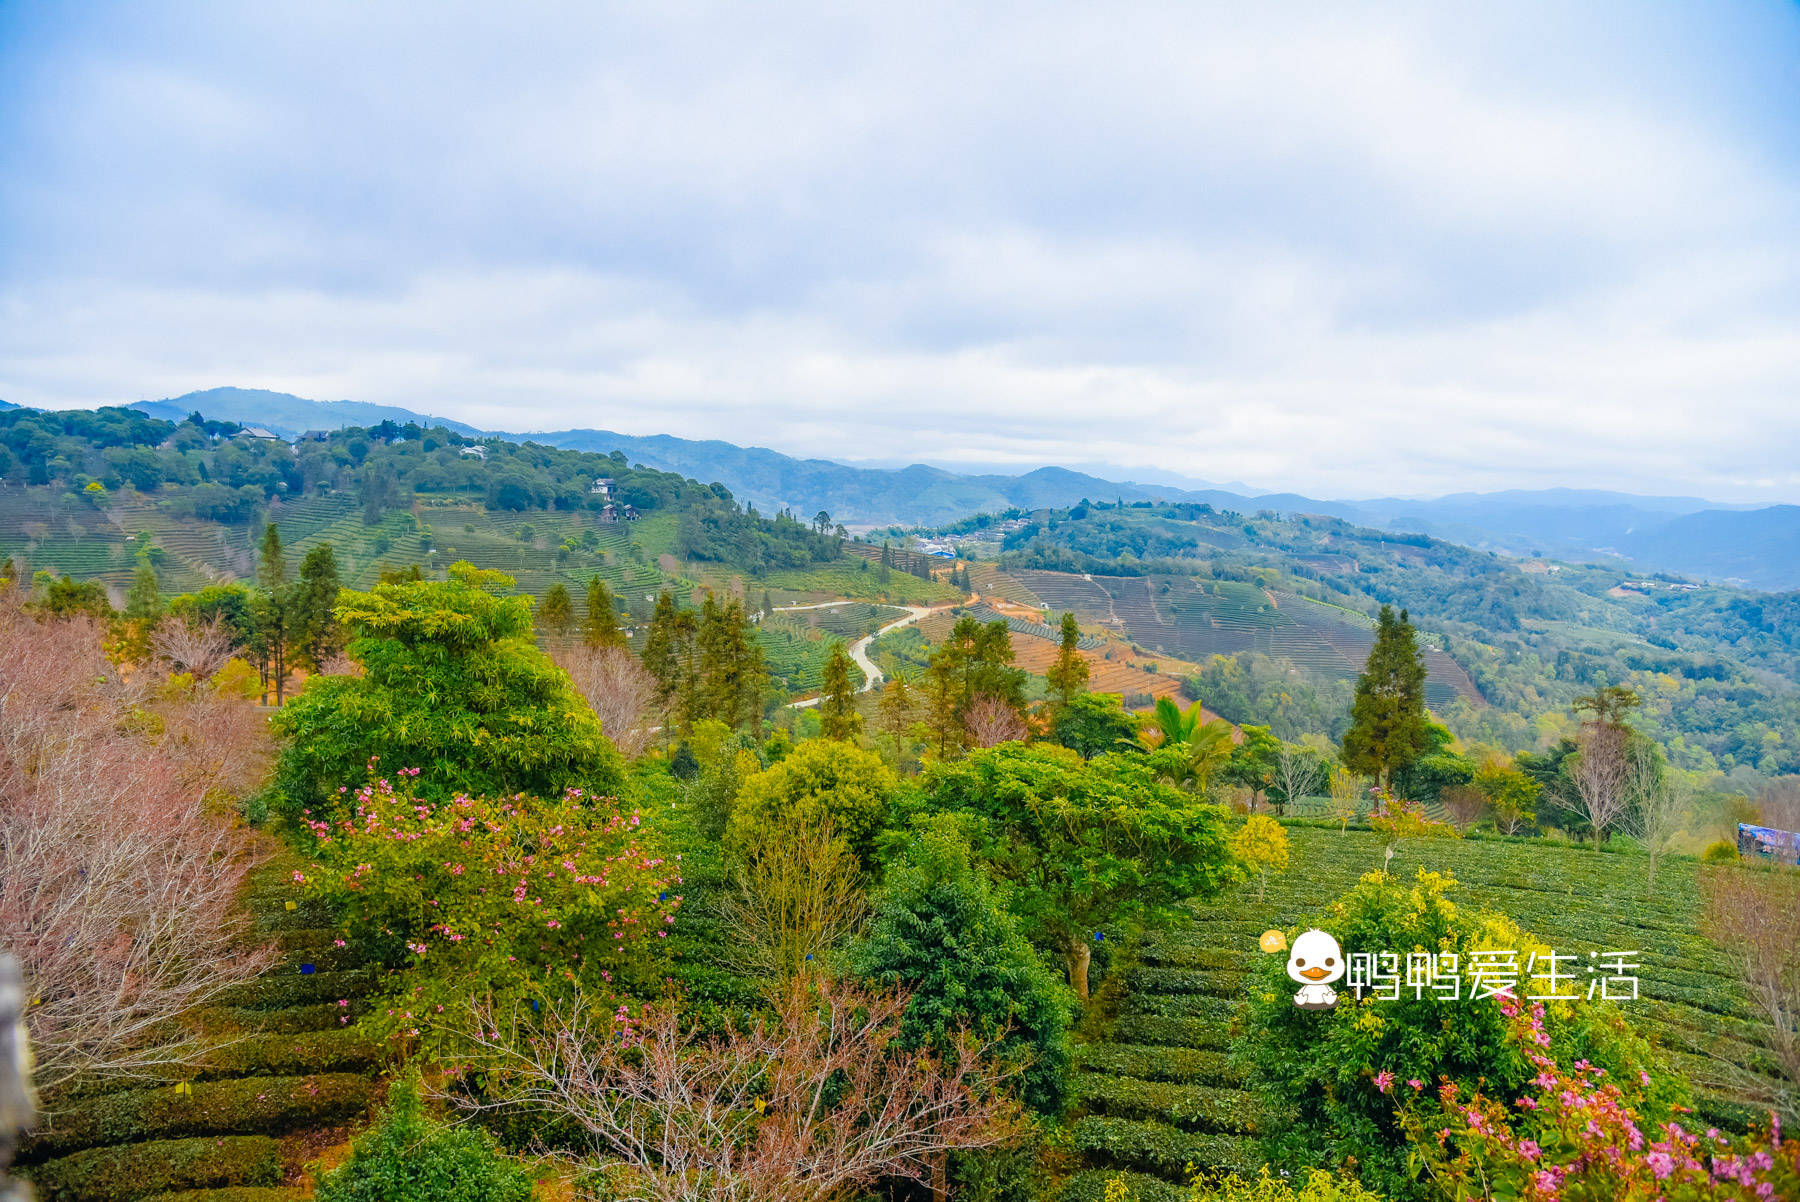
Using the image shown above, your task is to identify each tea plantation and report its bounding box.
[1058,824,1773,1200]
[17,858,384,1202]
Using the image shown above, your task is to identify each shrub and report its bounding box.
[23,1135,282,1202]
[1239,868,1679,1200]
[1395,997,1799,1200]
[313,1080,533,1202]
[851,816,1074,1114]
[299,771,680,1050]
[21,1073,373,1162]
[1181,1166,1387,1201]
[1701,839,1739,864]
[271,563,624,823]
[726,737,897,868]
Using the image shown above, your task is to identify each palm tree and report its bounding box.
[1140,697,1234,788]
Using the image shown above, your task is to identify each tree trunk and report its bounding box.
[930,1149,949,1202]
[1067,939,1091,1000]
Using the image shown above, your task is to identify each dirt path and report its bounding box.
[785,603,946,707]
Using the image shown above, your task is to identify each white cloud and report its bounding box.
[1,1,1797,500]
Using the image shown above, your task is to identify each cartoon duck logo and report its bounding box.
[1287,928,1345,1010]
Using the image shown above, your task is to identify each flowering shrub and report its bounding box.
[1392,995,1799,1200]
[1240,870,1677,1200]
[299,764,681,1050]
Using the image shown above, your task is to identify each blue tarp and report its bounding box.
[1738,823,1800,865]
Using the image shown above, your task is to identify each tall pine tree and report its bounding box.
[819,643,862,740]
[256,522,293,704]
[540,582,574,637]
[1044,611,1089,711]
[1340,604,1429,793]
[293,543,343,671]
[583,576,625,649]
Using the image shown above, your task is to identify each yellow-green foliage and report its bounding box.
[1231,814,1289,898]
[726,737,897,868]
[1184,1166,1386,1201]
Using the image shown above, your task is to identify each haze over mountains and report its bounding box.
[124,387,1800,591]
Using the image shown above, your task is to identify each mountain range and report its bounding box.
[122,387,1800,591]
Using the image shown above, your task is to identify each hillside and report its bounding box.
[105,388,1800,586]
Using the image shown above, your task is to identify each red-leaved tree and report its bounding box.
[0,594,273,1099]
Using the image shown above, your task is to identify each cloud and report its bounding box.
[1,1,1798,500]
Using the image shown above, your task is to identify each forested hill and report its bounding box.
[980,499,1800,777]
[106,387,1800,587]
[0,406,841,605]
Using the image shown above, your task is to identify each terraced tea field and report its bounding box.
[18,857,384,1202]
[1061,826,1774,1200]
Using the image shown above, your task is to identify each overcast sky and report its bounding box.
[3,3,1798,500]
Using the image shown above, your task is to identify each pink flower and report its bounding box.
[1518,1139,1541,1161]
[1408,1079,1423,1091]
[1373,1070,1395,1094]
[1645,1150,1674,1180]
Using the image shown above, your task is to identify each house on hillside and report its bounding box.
[299,430,331,443]
[600,503,617,522]
[460,445,487,460]
[238,426,282,441]
[622,503,639,521]
[591,477,614,496]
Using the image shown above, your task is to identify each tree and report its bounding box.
[1626,740,1688,898]
[911,744,1241,1000]
[819,643,862,741]
[0,595,272,1096]
[1569,708,1635,847]
[1703,866,1800,1115]
[455,977,1025,1202]
[124,557,162,624]
[923,617,1028,757]
[1272,742,1327,814]
[292,544,343,672]
[1052,692,1138,759]
[1044,611,1089,711]
[1474,759,1539,836]
[719,812,866,988]
[583,576,626,649]
[877,671,918,765]
[851,817,1073,1116]
[1232,813,1289,901]
[1141,697,1234,788]
[1340,605,1429,792]
[553,643,659,759]
[540,582,574,638]
[1439,784,1488,832]
[152,613,237,679]
[1224,724,1283,810]
[1327,766,1364,833]
[271,562,626,822]
[255,522,293,704]
[641,590,692,735]
[727,738,898,870]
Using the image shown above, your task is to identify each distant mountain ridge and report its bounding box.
[115,387,1800,591]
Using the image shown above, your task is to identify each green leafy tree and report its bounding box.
[540,582,573,637]
[1224,724,1283,809]
[124,557,162,623]
[1051,692,1138,759]
[1474,759,1540,835]
[313,1080,533,1202]
[583,576,625,649]
[256,522,293,703]
[641,590,693,735]
[271,561,625,822]
[851,816,1074,1114]
[1142,696,1234,787]
[1044,611,1089,711]
[819,642,862,741]
[292,543,343,671]
[910,743,1241,999]
[1389,721,1475,805]
[727,737,897,869]
[877,670,918,766]
[1340,605,1429,792]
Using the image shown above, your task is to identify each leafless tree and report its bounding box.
[1626,740,1689,898]
[0,598,274,1101]
[449,977,1024,1202]
[1703,866,1800,1123]
[963,695,1027,749]
[1273,745,1325,815]
[717,817,866,990]
[554,643,658,758]
[1569,720,1633,846]
[1440,784,1488,833]
[150,614,236,679]
[1758,776,1800,832]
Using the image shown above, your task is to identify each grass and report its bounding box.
[1070,825,1779,1192]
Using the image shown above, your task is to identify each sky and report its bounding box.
[2,2,1799,501]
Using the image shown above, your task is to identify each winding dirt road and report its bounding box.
[778,601,945,707]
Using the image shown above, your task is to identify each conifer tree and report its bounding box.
[1044,611,1089,711]
[124,557,162,623]
[582,576,625,649]
[641,591,686,733]
[540,582,574,637]
[294,543,344,670]
[1341,604,1429,793]
[819,643,862,741]
[878,670,916,763]
[256,522,293,703]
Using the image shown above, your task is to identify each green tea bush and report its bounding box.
[313,1081,534,1202]
[24,1135,282,1202]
